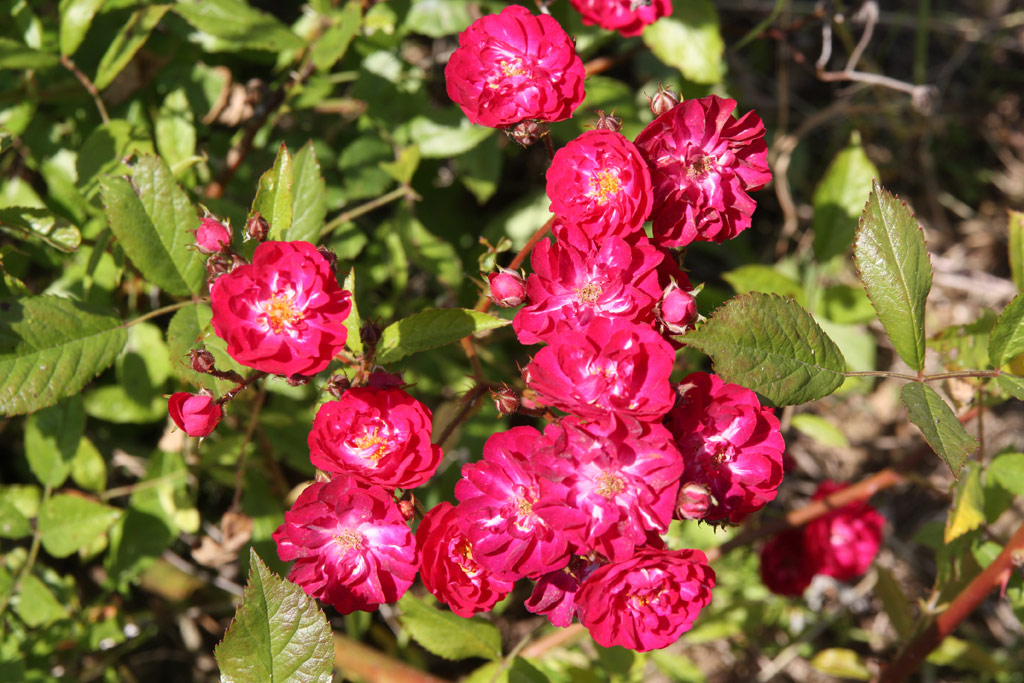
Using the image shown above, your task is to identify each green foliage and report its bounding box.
[945,463,985,542]
[173,0,305,52]
[791,413,849,448]
[641,0,724,84]
[989,290,1024,368]
[215,550,334,683]
[1009,210,1024,292]
[377,308,510,364]
[398,593,502,661]
[900,383,979,475]
[38,494,121,558]
[813,132,880,261]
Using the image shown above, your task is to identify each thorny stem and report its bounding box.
[217,371,266,405]
[433,383,489,449]
[60,55,110,125]
[322,186,418,236]
[123,299,204,328]
[231,383,267,511]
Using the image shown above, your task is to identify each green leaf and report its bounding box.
[155,87,197,177]
[650,651,707,683]
[397,115,494,158]
[342,268,363,356]
[682,293,846,406]
[813,132,880,261]
[642,3,724,85]
[166,303,247,394]
[255,143,294,241]
[174,0,305,52]
[0,296,125,416]
[791,413,849,447]
[83,384,166,424]
[810,649,871,681]
[722,264,805,306]
[287,141,326,243]
[215,549,334,683]
[377,308,510,365]
[70,436,107,493]
[822,284,876,324]
[900,383,978,475]
[24,396,85,488]
[0,206,81,252]
[59,0,105,56]
[380,145,421,186]
[874,566,914,638]
[459,136,502,204]
[15,574,68,627]
[853,181,932,371]
[100,155,206,296]
[1009,210,1024,292]
[311,2,361,72]
[997,373,1024,401]
[94,5,170,91]
[464,659,549,683]
[988,452,1024,497]
[398,593,501,661]
[989,291,1024,368]
[39,494,121,558]
[945,462,985,543]
[403,0,474,37]
[393,209,462,288]
[926,636,1002,673]
[0,38,59,70]
[0,498,31,539]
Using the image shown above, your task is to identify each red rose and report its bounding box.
[488,268,527,308]
[759,528,817,596]
[568,0,672,37]
[308,387,443,490]
[167,392,222,437]
[209,240,351,377]
[804,481,885,581]
[193,216,232,254]
[445,5,586,128]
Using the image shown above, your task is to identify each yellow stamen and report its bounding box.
[595,472,625,498]
[577,282,603,303]
[588,169,622,204]
[352,428,389,463]
[334,529,363,551]
[261,294,302,333]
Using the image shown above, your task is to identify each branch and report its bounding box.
[433,382,489,449]
[60,55,110,125]
[333,633,452,683]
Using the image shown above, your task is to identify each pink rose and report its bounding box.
[759,528,817,597]
[444,5,586,128]
[488,268,527,308]
[576,548,715,652]
[193,216,232,254]
[804,481,885,581]
[568,0,672,37]
[546,130,653,241]
[309,387,442,490]
[666,372,785,523]
[416,502,514,617]
[167,391,222,437]
[272,477,418,614]
[635,95,771,247]
[209,240,351,377]
[525,557,592,627]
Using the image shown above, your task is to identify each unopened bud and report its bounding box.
[286,374,312,387]
[593,109,622,132]
[245,212,270,242]
[657,285,698,335]
[648,84,680,117]
[398,498,416,521]
[675,482,711,520]
[367,371,404,390]
[360,319,383,349]
[488,268,526,307]
[491,385,521,416]
[326,374,351,399]
[205,252,234,281]
[190,348,217,374]
[317,246,338,273]
[193,217,232,254]
[507,120,548,149]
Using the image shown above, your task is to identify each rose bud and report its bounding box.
[675,482,711,520]
[657,285,698,335]
[326,374,351,399]
[648,84,680,117]
[508,120,548,149]
[168,391,223,438]
[490,385,520,416]
[189,348,217,375]
[488,268,526,307]
[593,109,622,132]
[245,212,270,242]
[193,217,232,254]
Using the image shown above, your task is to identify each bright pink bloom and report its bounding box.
[545,130,653,241]
[445,5,586,128]
[525,556,592,627]
[656,284,698,336]
[568,0,671,37]
[666,372,785,523]
[514,235,663,346]
[272,477,417,614]
[533,417,683,561]
[309,387,442,490]
[416,502,514,617]
[209,241,351,377]
[488,268,527,307]
[193,217,232,254]
[576,548,715,652]
[634,95,771,247]
[167,392,222,437]
[454,427,570,580]
[759,528,817,597]
[523,317,676,421]
[804,481,885,581]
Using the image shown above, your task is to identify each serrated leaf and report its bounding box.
[0,206,81,252]
[900,383,978,475]
[0,498,31,539]
[398,115,494,158]
[642,3,724,85]
[175,0,304,52]
[989,291,1024,368]
[997,373,1024,400]
[791,413,849,447]
[397,593,501,661]
[24,396,85,488]
[813,132,880,261]
[70,436,107,492]
[342,269,363,356]
[166,302,247,394]
[286,141,327,243]
[39,494,121,558]
[722,264,805,306]
[312,2,361,71]
[682,293,846,406]
[255,143,294,241]
[59,0,105,56]
[15,574,68,627]
[215,549,334,683]
[377,308,510,364]
[155,87,197,176]
[810,649,871,681]
[100,155,206,296]
[874,566,913,638]
[0,296,125,416]
[94,5,169,90]
[854,182,932,371]
[988,452,1024,497]
[0,38,59,70]
[945,462,985,543]
[1010,210,1024,292]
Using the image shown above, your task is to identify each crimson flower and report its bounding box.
[309,387,442,490]
[634,95,771,247]
[525,557,592,627]
[567,0,672,37]
[209,241,351,377]
[167,392,222,437]
[272,477,418,614]
[804,481,885,581]
[576,548,715,652]
[193,217,231,254]
[759,528,817,597]
[444,5,586,128]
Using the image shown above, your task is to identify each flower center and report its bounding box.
[352,427,389,463]
[455,539,481,577]
[334,529,363,551]
[595,472,626,498]
[588,169,622,204]
[577,282,603,303]
[516,496,533,517]
[260,294,303,333]
[629,587,663,609]
[501,58,528,78]
[687,154,716,179]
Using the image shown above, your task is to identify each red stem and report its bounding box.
[476,217,555,314]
